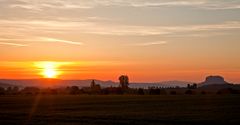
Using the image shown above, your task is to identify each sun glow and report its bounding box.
[43,65,58,78]
[34,61,71,78]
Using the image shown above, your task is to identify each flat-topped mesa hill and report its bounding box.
[199,75,232,88]
[204,76,228,85]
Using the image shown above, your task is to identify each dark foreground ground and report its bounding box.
[0,95,240,125]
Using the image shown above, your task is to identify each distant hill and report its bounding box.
[197,75,240,90]
[0,78,239,90]
[0,79,192,88]
[130,81,192,88]
[0,82,13,88]
[199,75,230,87]
[0,79,116,88]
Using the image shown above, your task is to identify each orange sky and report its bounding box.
[0,61,239,83]
[0,0,240,83]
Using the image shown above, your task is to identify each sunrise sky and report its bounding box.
[0,0,240,83]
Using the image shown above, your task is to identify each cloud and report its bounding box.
[200,1,240,10]
[129,1,206,7]
[6,0,240,10]
[0,42,28,47]
[132,41,167,46]
[0,19,240,38]
[128,0,240,10]
[0,37,83,46]
[8,0,96,11]
[39,37,83,45]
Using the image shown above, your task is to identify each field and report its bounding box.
[0,95,240,125]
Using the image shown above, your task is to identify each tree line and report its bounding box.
[0,75,239,95]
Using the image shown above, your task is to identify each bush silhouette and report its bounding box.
[149,88,161,95]
[185,90,194,95]
[137,88,144,95]
[21,87,40,95]
[69,86,80,95]
[170,91,177,95]
[217,88,240,95]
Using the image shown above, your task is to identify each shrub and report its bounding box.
[185,90,194,95]
[137,88,144,95]
[170,91,177,95]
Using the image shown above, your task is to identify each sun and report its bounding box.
[34,61,74,79]
[35,62,61,78]
[43,68,58,78]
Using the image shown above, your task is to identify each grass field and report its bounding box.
[0,95,240,125]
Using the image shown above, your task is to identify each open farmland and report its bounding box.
[0,95,240,125]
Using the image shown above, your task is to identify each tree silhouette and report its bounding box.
[187,83,197,89]
[91,80,96,88]
[21,87,40,95]
[119,75,129,89]
[90,80,101,94]
[149,87,161,95]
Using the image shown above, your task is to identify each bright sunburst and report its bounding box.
[42,63,58,78]
[35,62,63,78]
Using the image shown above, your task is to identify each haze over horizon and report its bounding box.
[0,0,240,83]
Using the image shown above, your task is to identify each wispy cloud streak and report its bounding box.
[0,37,83,46]
[0,19,240,37]
[0,20,240,38]
[0,42,28,47]
[39,37,83,45]
[132,41,167,46]
[7,0,240,10]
